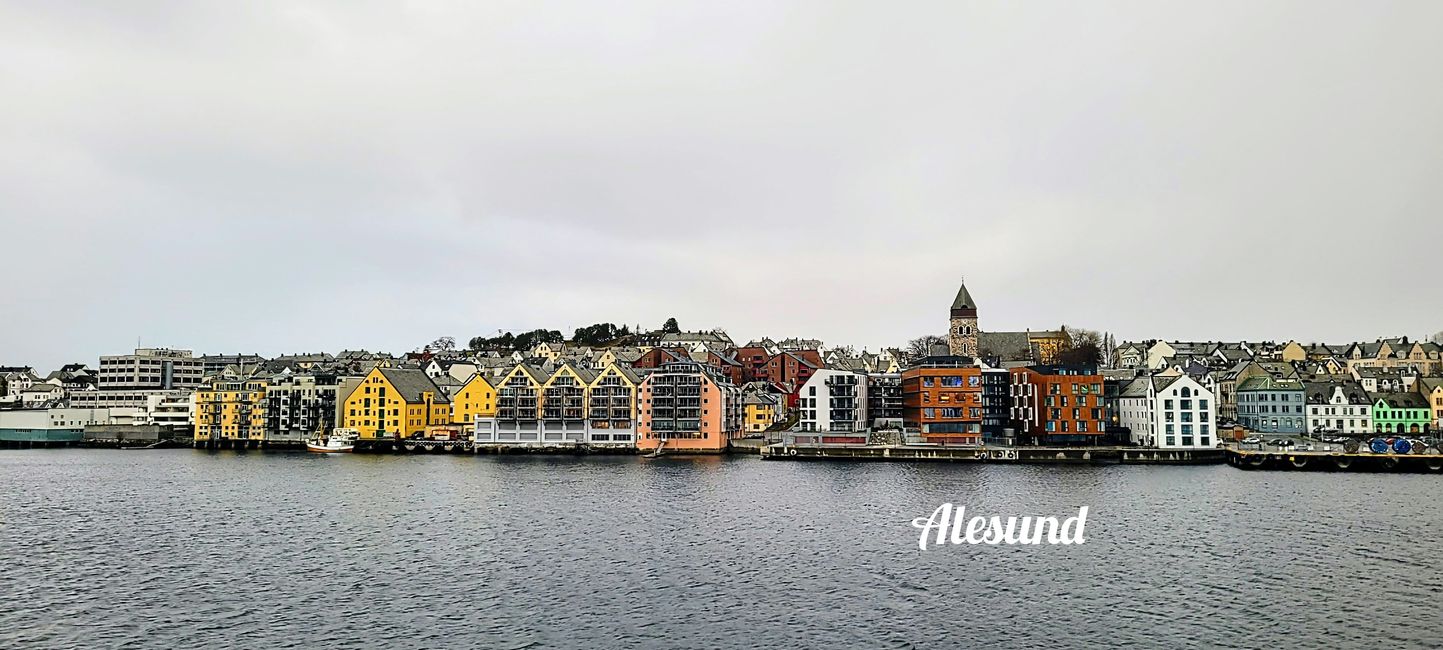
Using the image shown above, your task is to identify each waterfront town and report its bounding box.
[2,279,1441,467]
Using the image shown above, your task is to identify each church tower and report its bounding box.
[948,279,979,357]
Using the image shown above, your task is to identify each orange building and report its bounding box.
[1008,366,1106,445]
[901,356,984,445]
[637,361,743,453]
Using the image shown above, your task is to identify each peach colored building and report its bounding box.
[637,361,743,453]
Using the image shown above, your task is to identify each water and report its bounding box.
[2,450,1441,649]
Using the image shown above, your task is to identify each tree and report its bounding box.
[1052,326,1103,367]
[572,322,627,346]
[662,317,681,334]
[904,335,948,363]
[1432,331,1443,346]
[430,336,456,352]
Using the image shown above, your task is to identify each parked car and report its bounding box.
[1242,436,1263,444]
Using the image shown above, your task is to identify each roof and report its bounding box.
[1372,392,1427,409]
[376,367,450,403]
[978,331,1031,360]
[1304,380,1369,404]
[1237,375,1305,392]
[950,280,978,312]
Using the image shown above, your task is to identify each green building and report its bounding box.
[1369,392,1432,434]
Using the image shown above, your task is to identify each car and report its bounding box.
[1242,436,1263,444]
[1269,439,1293,447]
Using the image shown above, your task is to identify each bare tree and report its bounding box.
[429,336,456,352]
[1432,330,1443,346]
[904,335,947,363]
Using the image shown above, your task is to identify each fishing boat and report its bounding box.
[306,428,357,453]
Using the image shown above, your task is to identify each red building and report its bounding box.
[901,357,984,445]
[1008,365,1106,445]
[765,351,823,407]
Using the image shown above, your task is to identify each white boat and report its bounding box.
[306,428,357,453]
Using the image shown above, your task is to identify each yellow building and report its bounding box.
[194,378,268,443]
[588,363,641,443]
[450,373,497,428]
[340,367,451,440]
[742,392,778,433]
[1421,379,1443,431]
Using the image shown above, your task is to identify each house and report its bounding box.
[450,373,498,432]
[741,391,780,434]
[338,367,451,440]
[19,381,65,407]
[764,350,823,402]
[1236,375,1307,434]
[1370,393,1432,435]
[1117,374,1216,449]
[1418,378,1443,430]
[1008,365,1107,445]
[637,361,743,453]
[1304,381,1373,435]
[1214,360,1268,423]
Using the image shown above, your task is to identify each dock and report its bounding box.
[759,444,1225,465]
[1226,446,1443,472]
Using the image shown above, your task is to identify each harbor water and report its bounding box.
[2,449,1440,649]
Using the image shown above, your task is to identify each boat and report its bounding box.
[306,428,357,453]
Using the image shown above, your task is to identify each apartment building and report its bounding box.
[98,348,203,390]
[637,361,742,453]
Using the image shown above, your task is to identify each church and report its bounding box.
[947,279,1070,363]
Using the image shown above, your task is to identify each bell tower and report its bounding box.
[948,278,979,357]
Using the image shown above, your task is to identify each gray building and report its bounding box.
[98,348,203,390]
[1237,375,1306,434]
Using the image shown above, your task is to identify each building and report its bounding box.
[264,374,341,443]
[194,377,268,445]
[450,373,497,431]
[1304,381,1373,435]
[1214,361,1268,424]
[0,408,113,446]
[1420,378,1443,431]
[902,356,984,446]
[68,389,194,426]
[1370,393,1432,434]
[866,373,904,429]
[478,364,547,443]
[98,348,204,390]
[1008,365,1107,445]
[1117,374,1216,449]
[797,369,869,434]
[1236,375,1306,435]
[636,361,742,453]
[742,391,779,434]
[585,363,642,446]
[339,367,451,440]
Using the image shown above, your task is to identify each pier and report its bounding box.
[760,444,1225,465]
[1226,446,1443,473]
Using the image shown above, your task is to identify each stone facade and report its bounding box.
[947,281,979,357]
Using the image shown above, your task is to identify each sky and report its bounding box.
[3,1,1442,371]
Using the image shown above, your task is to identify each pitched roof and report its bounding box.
[950,281,978,311]
[377,367,450,403]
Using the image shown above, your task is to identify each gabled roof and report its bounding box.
[376,367,450,403]
[1371,392,1427,409]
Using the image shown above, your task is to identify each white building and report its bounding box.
[0,408,114,444]
[19,381,65,407]
[1304,381,1373,434]
[1118,374,1217,449]
[67,389,195,426]
[797,369,869,433]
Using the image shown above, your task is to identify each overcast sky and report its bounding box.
[3,1,1441,370]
